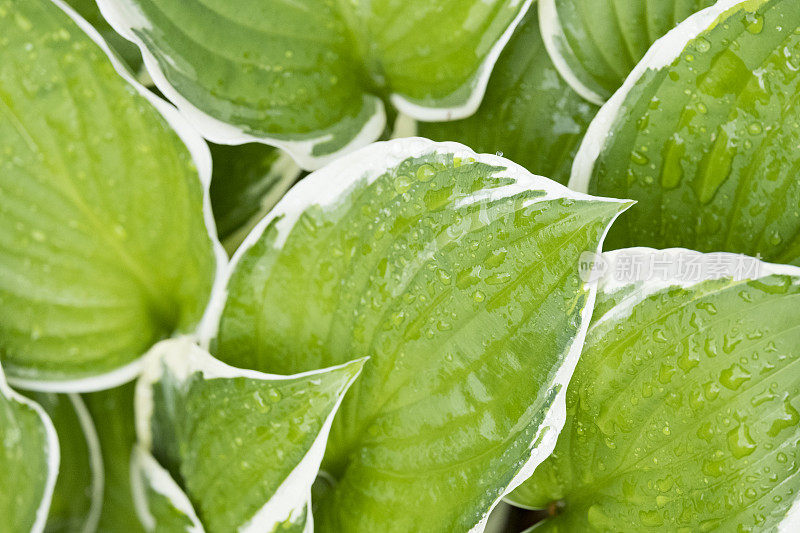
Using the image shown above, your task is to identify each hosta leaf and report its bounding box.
[64,0,142,70]
[130,446,203,533]
[207,137,630,531]
[510,248,800,531]
[418,9,598,185]
[209,143,301,253]
[95,0,534,170]
[0,363,59,533]
[539,0,716,103]
[83,383,146,533]
[29,393,103,533]
[572,0,800,265]
[0,0,222,390]
[133,339,365,533]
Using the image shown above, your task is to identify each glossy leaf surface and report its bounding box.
[539,0,716,103]
[512,248,800,531]
[419,9,598,185]
[134,339,363,533]
[572,0,800,266]
[211,138,629,532]
[96,0,534,169]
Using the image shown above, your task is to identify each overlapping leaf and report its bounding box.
[65,0,142,70]
[572,0,800,266]
[0,363,59,533]
[209,143,300,253]
[30,393,103,533]
[207,137,630,531]
[0,0,221,390]
[132,339,364,533]
[419,9,598,185]
[539,0,716,103]
[96,0,534,169]
[511,248,800,531]
[83,383,145,533]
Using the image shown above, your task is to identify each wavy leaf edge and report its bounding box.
[568,0,749,193]
[5,0,227,393]
[132,338,365,532]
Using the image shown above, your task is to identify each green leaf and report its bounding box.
[418,9,598,185]
[130,446,204,533]
[0,0,222,390]
[133,339,365,533]
[510,248,800,531]
[572,0,800,266]
[0,363,59,533]
[28,393,103,533]
[539,0,716,103]
[95,0,535,170]
[207,137,630,531]
[83,383,146,533]
[208,143,301,254]
[64,0,143,71]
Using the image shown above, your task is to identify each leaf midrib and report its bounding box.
[0,87,178,333]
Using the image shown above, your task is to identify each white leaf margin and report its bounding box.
[93,0,534,169]
[66,394,105,533]
[391,0,536,122]
[94,0,386,172]
[591,247,800,328]
[220,150,303,253]
[6,0,228,394]
[0,363,60,533]
[133,338,366,532]
[196,136,631,532]
[130,445,205,533]
[538,0,607,106]
[587,247,800,530]
[568,0,752,193]
[503,248,800,527]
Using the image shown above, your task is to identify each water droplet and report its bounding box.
[768,398,800,437]
[631,151,650,166]
[745,12,764,34]
[416,164,435,182]
[720,363,751,390]
[727,422,757,458]
[639,509,664,527]
[394,174,412,194]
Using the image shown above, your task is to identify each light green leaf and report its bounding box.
[418,9,598,185]
[209,143,301,254]
[207,137,630,531]
[0,0,223,390]
[130,446,204,533]
[571,0,800,265]
[64,0,142,71]
[95,0,534,170]
[0,363,60,533]
[133,339,365,533]
[83,383,146,533]
[28,393,103,533]
[539,0,716,103]
[510,248,800,531]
